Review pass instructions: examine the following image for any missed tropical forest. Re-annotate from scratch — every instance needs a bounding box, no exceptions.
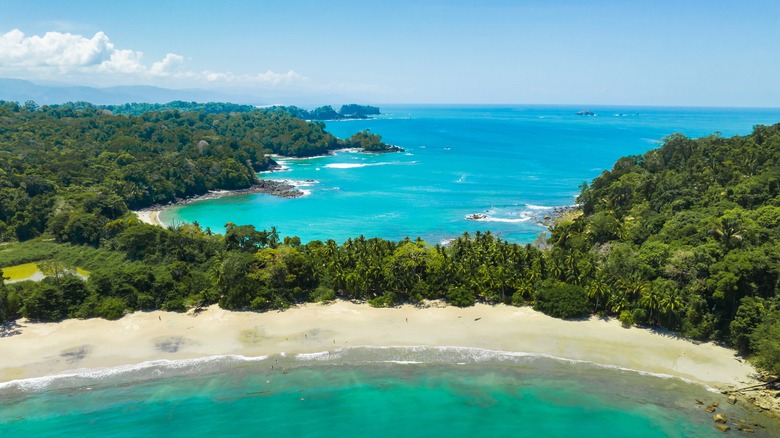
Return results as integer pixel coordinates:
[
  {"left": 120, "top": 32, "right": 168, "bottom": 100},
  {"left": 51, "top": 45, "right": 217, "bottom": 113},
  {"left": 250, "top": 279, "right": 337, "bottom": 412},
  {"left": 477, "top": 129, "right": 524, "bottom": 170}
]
[{"left": 1, "top": 101, "right": 779, "bottom": 375}]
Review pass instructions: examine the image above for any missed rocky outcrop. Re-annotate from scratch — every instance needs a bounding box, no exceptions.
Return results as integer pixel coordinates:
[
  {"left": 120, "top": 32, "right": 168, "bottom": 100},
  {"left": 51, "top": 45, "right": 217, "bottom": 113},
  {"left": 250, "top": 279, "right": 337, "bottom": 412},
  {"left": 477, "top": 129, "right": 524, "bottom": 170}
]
[
  {"left": 256, "top": 156, "right": 282, "bottom": 172},
  {"left": 254, "top": 180, "right": 303, "bottom": 198},
  {"left": 362, "top": 144, "right": 405, "bottom": 154},
  {"left": 465, "top": 213, "right": 488, "bottom": 221},
  {"left": 136, "top": 180, "right": 303, "bottom": 214}
]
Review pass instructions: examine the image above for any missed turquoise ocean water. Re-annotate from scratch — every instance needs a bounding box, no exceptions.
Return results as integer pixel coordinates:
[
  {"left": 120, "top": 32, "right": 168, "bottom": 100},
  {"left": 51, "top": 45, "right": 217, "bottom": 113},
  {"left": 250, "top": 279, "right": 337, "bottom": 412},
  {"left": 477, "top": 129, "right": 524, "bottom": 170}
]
[
  {"left": 2, "top": 348, "right": 778, "bottom": 437},
  {"left": 165, "top": 105, "right": 780, "bottom": 244},
  {"left": 4, "top": 106, "right": 780, "bottom": 435}
]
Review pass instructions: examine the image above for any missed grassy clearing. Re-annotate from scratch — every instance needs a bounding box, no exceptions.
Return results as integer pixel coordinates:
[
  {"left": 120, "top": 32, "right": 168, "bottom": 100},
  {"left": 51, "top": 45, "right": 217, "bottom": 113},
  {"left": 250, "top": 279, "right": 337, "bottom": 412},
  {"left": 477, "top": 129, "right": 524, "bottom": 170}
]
[
  {"left": 2, "top": 262, "right": 40, "bottom": 281},
  {"left": 0, "top": 240, "right": 126, "bottom": 271},
  {"left": 76, "top": 267, "right": 90, "bottom": 276}
]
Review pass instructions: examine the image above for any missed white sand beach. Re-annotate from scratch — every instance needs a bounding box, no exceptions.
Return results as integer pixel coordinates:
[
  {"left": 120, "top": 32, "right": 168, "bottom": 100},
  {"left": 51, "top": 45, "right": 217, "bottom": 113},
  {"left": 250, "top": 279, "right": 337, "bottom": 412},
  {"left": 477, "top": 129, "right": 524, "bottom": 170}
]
[
  {"left": 133, "top": 210, "right": 164, "bottom": 227},
  {"left": 0, "top": 301, "right": 757, "bottom": 389}
]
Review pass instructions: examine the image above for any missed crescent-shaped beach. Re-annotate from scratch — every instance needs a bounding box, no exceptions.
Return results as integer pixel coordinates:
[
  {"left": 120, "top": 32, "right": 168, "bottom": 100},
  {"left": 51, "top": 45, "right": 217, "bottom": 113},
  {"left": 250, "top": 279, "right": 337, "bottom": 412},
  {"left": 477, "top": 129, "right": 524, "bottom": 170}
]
[{"left": 0, "top": 301, "right": 756, "bottom": 390}]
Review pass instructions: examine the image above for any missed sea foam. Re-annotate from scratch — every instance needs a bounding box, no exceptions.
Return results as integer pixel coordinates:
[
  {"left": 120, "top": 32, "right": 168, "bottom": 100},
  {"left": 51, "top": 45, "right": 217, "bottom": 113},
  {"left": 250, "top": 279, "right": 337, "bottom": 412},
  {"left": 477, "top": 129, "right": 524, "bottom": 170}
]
[
  {"left": 0, "top": 354, "right": 269, "bottom": 393},
  {"left": 465, "top": 214, "right": 531, "bottom": 223},
  {"left": 285, "top": 345, "right": 715, "bottom": 391},
  {"left": 324, "top": 161, "right": 414, "bottom": 169}
]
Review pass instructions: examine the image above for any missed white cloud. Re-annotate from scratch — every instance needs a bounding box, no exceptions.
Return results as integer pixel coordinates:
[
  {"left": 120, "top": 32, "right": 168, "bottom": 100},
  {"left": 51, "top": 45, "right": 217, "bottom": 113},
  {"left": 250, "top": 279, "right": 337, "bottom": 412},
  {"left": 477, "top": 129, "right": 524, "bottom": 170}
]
[
  {"left": 201, "top": 69, "right": 303, "bottom": 85},
  {"left": 1, "top": 29, "right": 116, "bottom": 70},
  {"left": 0, "top": 29, "right": 303, "bottom": 87},
  {"left": 97, "top": 49, "right": 146, "bottom": 74},
  {"left": 150, "top": 53, "right": 184, "bottom": 76}
]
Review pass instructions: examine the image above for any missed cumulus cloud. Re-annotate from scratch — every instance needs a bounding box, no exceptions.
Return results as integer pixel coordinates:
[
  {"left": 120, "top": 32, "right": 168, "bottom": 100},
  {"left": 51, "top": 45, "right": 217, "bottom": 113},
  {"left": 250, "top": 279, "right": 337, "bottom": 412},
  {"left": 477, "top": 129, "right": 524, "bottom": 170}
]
[
  {"left": 150, "top": 53, "right": 184, "bottom": 76},
  {"left": 1, "top": 29, "right": 122, "bottom": 71},
  {"left": 0, "top": 29, "right": 303, "bottom": 86}
]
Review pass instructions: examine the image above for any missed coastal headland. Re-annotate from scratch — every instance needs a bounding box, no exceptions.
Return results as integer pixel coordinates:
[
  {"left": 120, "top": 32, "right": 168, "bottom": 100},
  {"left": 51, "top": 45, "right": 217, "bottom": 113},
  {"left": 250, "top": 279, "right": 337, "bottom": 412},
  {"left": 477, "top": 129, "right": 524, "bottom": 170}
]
[{"left": 0, "top": 301, "right": 757, "bottom": 391}]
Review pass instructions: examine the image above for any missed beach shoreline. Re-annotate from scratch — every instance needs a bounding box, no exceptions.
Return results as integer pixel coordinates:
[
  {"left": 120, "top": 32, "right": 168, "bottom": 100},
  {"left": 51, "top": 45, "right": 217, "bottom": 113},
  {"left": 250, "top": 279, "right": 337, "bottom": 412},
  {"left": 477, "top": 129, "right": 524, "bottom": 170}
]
[
  {"left": 131, "top": 180, "right": 304, "bottom": 227},
  {"left": 0, "top": 301, "right": 759, "bottom": 391},
  {"left": 133, "top": 209, "right": 164, "bottom": 227}
]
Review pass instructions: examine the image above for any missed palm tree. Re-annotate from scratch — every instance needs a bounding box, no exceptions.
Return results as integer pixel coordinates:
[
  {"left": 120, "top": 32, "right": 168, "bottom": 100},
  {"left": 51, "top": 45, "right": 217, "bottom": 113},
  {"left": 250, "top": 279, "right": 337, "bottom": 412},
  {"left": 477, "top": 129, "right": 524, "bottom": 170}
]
[
  {"left": 564, "top": 251, "right": 580, "bottom": 283},
  {"left": 638, "top": 287, "right": 662, "bottom": 325},
  {"left": 586, "top": 274, "right": 610, "bottom": 312},
  {"left": 709, "top": 215, "right": 746, "bottom": 249},
  {"left": 607, "top": 289, "right": 629, "bottom": 314},
  {"left": 659, "top": 286, "right": 685, "bottom": 328},
  {"left": 268, "top": 226, "right": 280, "bottom": 248},
  {"left": 209, "top": 251, "right": 226, "bottom": 293},
  {"left": 513, "top": 278, "right": 535, "bottom": 303},
  {"left": 619, "top": 272, "right": 648, "bottom": 299},
  {"left": 529, "top": 259, "right": 543, "bottom": 283}
]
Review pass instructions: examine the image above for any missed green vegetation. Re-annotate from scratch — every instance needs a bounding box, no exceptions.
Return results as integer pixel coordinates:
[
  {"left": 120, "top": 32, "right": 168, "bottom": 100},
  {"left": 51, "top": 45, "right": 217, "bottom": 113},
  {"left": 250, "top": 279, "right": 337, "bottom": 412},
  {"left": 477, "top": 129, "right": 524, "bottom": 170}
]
[
  {"left": 89, "top": 101, "right": 257, "bottom": 116},
  {"left": 345, "top": 130, "right": 404, "bottom": 153},
  {"left": 274, "top": 104, "right": 380, "bottom": 120},
  {"left": 338, "top": 104, "right": 380, "bottom": 118},
  {"left": 1, "top": 100, "right": 779, "bottom": 373},
  {"left": 555, "top": 127, "right": 780, "bottom": 372},
  {"left": 0, "top": 101, "right": 403, "bottom": 244},
  {"left": 58, "top": 101, "right": 380, "bottom": 120},
  {"left": 533, "top": 281, "right": 589, "bottom": 319}
]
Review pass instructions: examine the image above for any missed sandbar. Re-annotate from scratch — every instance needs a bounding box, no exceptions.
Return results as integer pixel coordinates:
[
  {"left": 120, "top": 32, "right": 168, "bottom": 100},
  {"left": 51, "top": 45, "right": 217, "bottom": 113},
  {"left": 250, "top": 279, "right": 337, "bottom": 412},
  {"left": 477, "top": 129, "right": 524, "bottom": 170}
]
[{"left": 0, "top": 301, "right": 757, "bottom": 390}]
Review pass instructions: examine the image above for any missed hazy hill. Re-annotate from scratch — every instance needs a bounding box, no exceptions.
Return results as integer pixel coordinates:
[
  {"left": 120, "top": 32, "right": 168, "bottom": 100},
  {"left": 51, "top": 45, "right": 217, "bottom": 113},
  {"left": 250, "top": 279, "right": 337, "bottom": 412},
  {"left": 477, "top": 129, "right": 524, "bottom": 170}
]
[{"left": 0, "top": 78, "right": 252, "bottom": 105}]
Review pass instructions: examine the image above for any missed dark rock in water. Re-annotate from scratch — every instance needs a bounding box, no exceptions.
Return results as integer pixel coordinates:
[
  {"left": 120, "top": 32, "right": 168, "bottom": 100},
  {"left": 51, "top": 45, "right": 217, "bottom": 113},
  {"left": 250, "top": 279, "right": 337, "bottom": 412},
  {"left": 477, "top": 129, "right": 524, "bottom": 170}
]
[
  {"left": 576, "top": 110, "right": 595, "bottom": 116},
  {"left": 737, "top": 423, "right": 755, "bottom": 433},
  {"left": 363, "top": 144, "right": 405, "bottom": 154},
  {"left": 255, "top": 180, "right": 304, "bottom": 198},
  {"left": 713, "top": 413, "right": 728, "bottom": 423},
  {"left": 706, "top": 405, "right": 716, "bottom": 413},
  {"left": 715, "top": 424, "right": 730, "bottom": 432},
  {"left": 465, "top": 213, "right": 487, "bottom": 221},
  {"left": 712, "top": 401, "right": 720, "bottom": 407}
]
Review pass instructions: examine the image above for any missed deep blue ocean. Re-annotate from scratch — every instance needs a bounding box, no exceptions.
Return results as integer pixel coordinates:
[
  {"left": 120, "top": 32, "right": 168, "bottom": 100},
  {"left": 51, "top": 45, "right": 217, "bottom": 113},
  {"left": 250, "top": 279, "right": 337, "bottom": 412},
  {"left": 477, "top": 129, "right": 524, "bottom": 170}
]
[
  {"left": 164, "top": 105, "right": 780, "bottom": 244},
  {"left": 4, "top": 106, "right": 780, "bottom": 436}
]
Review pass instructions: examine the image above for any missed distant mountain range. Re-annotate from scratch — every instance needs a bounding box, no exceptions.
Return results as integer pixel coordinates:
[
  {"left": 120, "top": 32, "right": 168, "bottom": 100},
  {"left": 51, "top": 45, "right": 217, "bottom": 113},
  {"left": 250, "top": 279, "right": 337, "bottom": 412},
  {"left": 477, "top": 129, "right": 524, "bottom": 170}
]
[{"left": 0, "top": 78, "right": 260, "bottom": 105}]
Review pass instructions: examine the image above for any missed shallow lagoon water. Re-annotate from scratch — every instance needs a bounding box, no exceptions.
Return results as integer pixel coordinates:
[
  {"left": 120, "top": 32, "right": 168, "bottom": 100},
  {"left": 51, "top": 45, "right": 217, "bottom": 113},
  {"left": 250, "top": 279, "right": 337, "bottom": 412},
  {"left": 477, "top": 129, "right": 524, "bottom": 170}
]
[{"left": 166, "top": 105, "right": 780, "bottom": 244}]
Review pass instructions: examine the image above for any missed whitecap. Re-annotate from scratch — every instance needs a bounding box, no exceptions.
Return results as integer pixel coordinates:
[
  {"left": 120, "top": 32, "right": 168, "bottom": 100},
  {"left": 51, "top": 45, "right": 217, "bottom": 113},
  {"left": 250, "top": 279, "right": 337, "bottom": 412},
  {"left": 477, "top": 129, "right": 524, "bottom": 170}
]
[
  {"left": 465, "top": 214, "right": 531, "bottom": 223},
  {"left": 525, "top": 204, "right": 553, "bottom": 210},
  {"left": 325, "top": 163, "right": 369, "bottom": 169},
  {"left": 294, "top": 345, "right": 715, "bottom": 391},
  {"left": 295, "top": 351, "right": 333, "bottom": 360},
  {"left": 324, "top": 161, "right": 413, "bottom": 169},
  {"left": 0, "top": 354, "right": 269, "bottom": 393}
]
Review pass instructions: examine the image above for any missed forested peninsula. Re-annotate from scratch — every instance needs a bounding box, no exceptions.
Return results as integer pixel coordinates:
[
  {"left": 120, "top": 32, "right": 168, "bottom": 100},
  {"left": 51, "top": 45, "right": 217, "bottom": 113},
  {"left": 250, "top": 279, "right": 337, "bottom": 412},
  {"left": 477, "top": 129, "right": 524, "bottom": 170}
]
[
  {"left": 66, "top": 100, "right": 381, "bottom": 121},
  {"left": 1, "top": 101, "right": 780, "bottom": 379}
]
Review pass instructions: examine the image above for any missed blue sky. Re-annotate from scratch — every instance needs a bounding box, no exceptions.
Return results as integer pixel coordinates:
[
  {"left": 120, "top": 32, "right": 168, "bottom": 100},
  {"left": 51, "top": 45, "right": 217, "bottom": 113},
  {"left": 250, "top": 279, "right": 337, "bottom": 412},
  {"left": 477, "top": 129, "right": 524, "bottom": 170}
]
[{"left": 1, "top": 0, "right": 779, "bottom": 106}]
